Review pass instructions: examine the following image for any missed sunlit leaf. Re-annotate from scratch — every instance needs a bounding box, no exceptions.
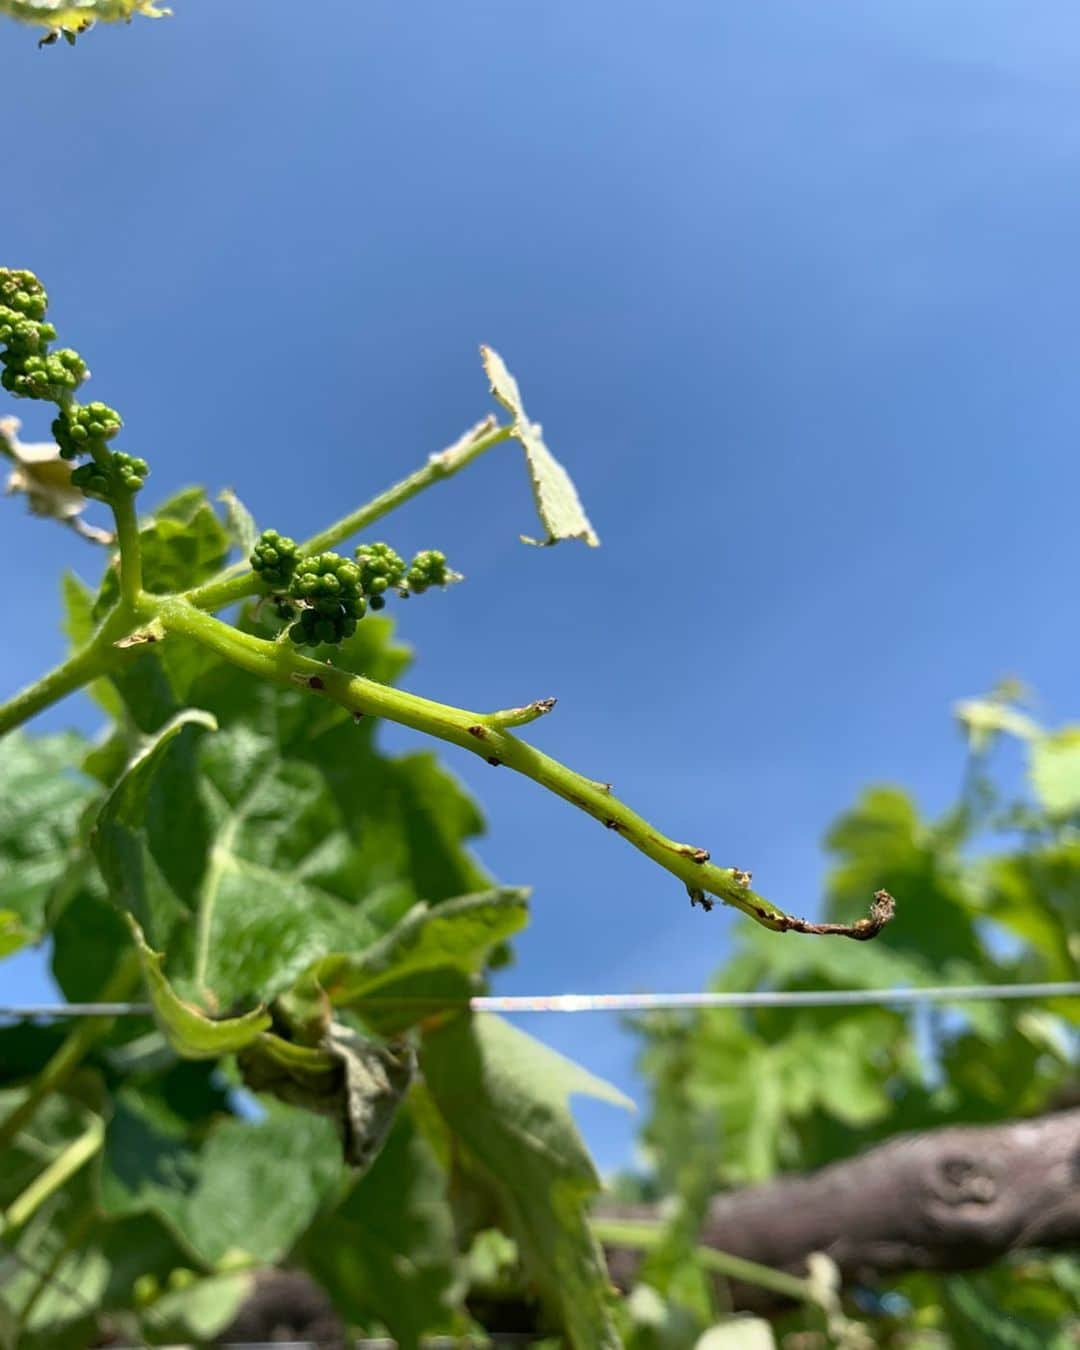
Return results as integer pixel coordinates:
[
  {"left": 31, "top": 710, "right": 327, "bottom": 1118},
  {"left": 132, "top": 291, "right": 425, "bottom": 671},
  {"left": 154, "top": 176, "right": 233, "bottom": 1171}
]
[{"left": 481, "top": 345, "right": 599, "bottom": 548}]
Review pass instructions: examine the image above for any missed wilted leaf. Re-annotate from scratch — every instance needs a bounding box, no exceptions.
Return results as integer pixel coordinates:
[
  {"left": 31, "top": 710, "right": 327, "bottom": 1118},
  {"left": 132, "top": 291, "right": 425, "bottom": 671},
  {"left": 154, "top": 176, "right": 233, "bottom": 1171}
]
[
  {"left": 0, "top": 416, "right": 108, "bottom": 538},
  {"left": 240, "top": 1023, "right": 413, "bottom": 1167},
  {"left": 325, "top": 1021, "right": 414, "bottom": 1167},
  {"left": 480, "top": 345, "right": 599, "bottom": 548}
]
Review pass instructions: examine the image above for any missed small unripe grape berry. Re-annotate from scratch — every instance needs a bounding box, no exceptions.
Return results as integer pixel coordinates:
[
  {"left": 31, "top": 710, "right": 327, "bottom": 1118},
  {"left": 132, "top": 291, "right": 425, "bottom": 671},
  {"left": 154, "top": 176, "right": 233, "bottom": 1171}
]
[
  {"left": 0, "top": 309, "right": 54, "bottom": 355},
  {"left": 113, "top": 452, "right": 149, "bottom": 493},
  {"left": 250, "top": 528, "right": 301, "bottom": 591},
  {"left": 405, "top": 549, "right": 449, "bottom": 594},
  {"left": 52, "top": 401, "right": 123, "bottom": 460},
  {"left": 2, "top": 347, "right": 87, "bottom": 400},
  {"left": 288, "top": 552, "right": 366, "bottom": 646},
  {"left": 71, "top": 451, "right": 148, "bottom": 500},
  {"left": 0, "top": 269, "right": 48, "bottom": 321},
  {"left": 354, "top": 541, "right": 406, "bottom": 597}
]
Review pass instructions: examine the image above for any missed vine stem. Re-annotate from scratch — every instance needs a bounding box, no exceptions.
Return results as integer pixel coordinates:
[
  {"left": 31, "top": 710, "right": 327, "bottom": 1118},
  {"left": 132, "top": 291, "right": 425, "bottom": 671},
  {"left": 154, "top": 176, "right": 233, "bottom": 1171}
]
[
  {"left": 0, "top": 603, "right": 133, "bottom": 737},
  {"left": 0, "top": 1118, "right": 104, "bottom": 1239},
  {"left": 0, "top": 951, "right": 141, "bottom": 1153},
  {"left": 111, "top": 492, "right": 143, "bottom": 608},
  {"left": 186, "top": 417, "right": 514, "bottom": 613},
  {"left": 151, "top": 597, "right": 893, "bottom": 939},
  {"left": 589, "top": 1216, "right": 818, "bottom": 1306}
]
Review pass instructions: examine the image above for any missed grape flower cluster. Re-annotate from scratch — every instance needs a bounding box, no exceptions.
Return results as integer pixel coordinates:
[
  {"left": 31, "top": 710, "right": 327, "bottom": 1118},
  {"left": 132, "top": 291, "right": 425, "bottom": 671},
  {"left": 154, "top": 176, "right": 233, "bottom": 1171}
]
[
  {"left": 0, "top": 268, "right": 146, "bottom": 503},
  {"left": 249, "top": 529, "right": 456, "bottom": 647}
]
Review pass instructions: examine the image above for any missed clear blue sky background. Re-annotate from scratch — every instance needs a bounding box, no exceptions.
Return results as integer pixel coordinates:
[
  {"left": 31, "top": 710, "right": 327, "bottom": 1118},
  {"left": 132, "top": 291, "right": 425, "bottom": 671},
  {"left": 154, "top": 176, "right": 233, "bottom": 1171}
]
[{"left": 4, "top": 0, "right": 1080, "bottom": 1172}]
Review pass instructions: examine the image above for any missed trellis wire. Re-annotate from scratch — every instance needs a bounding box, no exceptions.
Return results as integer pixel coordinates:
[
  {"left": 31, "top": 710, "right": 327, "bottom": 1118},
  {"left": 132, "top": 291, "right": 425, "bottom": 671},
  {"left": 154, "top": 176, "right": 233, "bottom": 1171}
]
[{"left": 0, "top": 979, "right": 1078, "bottom": 1021}]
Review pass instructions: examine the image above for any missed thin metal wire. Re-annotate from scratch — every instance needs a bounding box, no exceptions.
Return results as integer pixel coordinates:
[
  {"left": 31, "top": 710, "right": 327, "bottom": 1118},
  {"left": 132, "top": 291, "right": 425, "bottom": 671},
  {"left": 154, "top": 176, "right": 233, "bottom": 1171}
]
[{"left": 0, "top": 980, "right": 1077, "bottom": 1021}]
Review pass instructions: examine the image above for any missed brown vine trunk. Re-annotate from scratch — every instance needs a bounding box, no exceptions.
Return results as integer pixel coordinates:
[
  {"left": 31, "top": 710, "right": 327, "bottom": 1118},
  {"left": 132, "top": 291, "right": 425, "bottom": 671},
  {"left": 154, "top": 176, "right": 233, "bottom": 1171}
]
[{"left": 602, "top": 1106, "right": 1080, "bottom": 1312}]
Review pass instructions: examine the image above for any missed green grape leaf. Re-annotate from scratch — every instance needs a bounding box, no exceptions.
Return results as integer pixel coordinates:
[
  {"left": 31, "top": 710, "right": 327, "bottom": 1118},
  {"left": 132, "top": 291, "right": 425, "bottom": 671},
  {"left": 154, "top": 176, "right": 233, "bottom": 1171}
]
[
  {"left": 61, "top": 571, "right": 124, "bottom": 718},
  {"left": 301, "top": 1103, "right": 461, "bottom": 1346},
  {"left": 316, "top": 887, "right": 529, "bottom": 1024},
  {"left": 481, "top": 345, "right": 599, "bottom": 548},
  {"left": 824, "top": 786, "right": 983, "bottom": 965},
  {"left": 422, "top": 1013, "right": 629, "bottom": 1349},
  {"left": 128, "top": 917, "right": 271, "bottom": 1058},
  {"left": 100, "top": 1090, "right": 343, "bottom": 1266},
  {"left": 90, "top": 708, "right": 217, "bottom": 947},
  {"left": 982, "top": 848, "right": 1079, "bottom": 981},
  {"left": 0, "top": 730, "right": 95, "bottom": 944},
  {"left": 1030, "top": 727, "right": 1080, "bottom": 817},
  {"left": 93, "top": 487, "right": 231, "bottom": 620}
]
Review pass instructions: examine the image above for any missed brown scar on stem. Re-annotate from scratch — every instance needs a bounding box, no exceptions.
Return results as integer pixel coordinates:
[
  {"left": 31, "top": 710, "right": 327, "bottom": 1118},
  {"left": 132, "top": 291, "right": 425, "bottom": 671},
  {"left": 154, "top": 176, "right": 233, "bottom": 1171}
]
[
  {"left": 486, "top": 756, "right": 502, "bottom": 767},
  {"left": 604, "top": 818, "right": 622, "bottom": 831},
  {"left": 468, "top": 725, "right": 488, "bottom": 740},
  {"left": 732, "top": 868, "right": 753, "bottom": 888},
  {"left": 290, "top": 673, "right": 325, "bottom": 690}
]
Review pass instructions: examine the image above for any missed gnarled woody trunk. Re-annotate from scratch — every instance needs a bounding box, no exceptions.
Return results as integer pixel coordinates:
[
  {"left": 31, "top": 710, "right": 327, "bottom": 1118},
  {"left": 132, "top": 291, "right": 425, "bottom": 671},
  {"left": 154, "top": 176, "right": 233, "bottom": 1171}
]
[{"left": 602, "top": 1106, "right": 1080, "bottom": 1312}]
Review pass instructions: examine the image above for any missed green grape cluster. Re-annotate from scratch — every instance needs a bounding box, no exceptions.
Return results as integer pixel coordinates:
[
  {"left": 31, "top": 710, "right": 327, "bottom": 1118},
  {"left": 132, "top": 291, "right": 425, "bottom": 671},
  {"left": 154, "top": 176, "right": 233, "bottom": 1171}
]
[
  {"left": 354, "top": 541, "right": 406, "bottom": 610},
  {"left": 0, "top": 269, "right": 80, "bottom": 398},
  {"left": 249, "top": 529, "right": 456, "bottom": 645},
  {"left": 0, "top": 268, "right": 148, "bottom": 502},
  {"left": 52, "top": 401, "right": 122, "bottom": 460},
  {"left": 250, "top": 529, "right": 301, "bottom": 591},
  {"left": 287, "top": 552, "right": 366, "bottom": 647},
  {"left": 70, "top": 452, "right": 149, "bottom": 499},
  {"left": 404, "top": 548, "right": 450, "bottom": 593}
]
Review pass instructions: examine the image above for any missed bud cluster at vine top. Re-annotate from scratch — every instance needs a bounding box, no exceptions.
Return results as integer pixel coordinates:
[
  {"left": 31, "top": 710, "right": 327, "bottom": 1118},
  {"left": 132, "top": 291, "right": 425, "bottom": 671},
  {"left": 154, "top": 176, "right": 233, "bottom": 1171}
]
[
  {"left": 250, "top": 529, "right": 454, "bottom": 648},
  {"left": 0, "top": 268, "right": 147, "bottom": 502}
]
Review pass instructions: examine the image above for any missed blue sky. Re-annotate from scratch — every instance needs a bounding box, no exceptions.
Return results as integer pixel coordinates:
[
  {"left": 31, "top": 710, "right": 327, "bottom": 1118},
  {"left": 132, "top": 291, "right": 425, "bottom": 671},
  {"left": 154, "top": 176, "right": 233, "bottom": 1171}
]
[{"left": 4, "top": 0, "right": 1080, "bottom": 1171}]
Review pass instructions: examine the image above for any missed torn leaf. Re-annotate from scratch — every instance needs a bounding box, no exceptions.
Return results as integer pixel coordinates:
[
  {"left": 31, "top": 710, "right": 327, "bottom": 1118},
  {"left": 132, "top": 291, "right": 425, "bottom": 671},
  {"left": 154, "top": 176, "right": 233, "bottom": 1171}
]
[{"left": 480, "top": 346, "right": 599, "bottom": 548}]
